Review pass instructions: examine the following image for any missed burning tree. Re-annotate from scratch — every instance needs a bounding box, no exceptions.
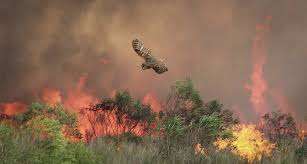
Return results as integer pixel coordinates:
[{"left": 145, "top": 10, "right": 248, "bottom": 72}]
[{"left": 80, "top": 91, "right": 156, "bottom": 141}]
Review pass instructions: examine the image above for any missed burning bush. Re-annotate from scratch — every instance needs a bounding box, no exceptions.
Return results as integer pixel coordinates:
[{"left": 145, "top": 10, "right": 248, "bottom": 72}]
[
  {"left": 214, "top": 124, "right": 275, "bottom": 162},
  {"left": 14, "top": 102, "right": 82, "bottom": 141},
  {"left": 80, "top": 91, "right": 157, "bottom": 141},
  {"left": 0, "top": 103, "right": 95, "bottom": 163}
]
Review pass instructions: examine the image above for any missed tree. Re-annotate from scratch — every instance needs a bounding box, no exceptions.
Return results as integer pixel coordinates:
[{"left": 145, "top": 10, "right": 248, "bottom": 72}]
[
  {"left": 164, "top": 79, "right": 203, "bottom": 124},
  {"left": 81, "top": 91, "right": 157, "bottom": 141},
  {"left": 260, "top": 111, "right": 299, "bottom": 149},
  {"left": 162, "top": 79, "right": 239, "bottom": 147},
  {"left": 197, "top": 114, "right": 222, "bottom": 145}
]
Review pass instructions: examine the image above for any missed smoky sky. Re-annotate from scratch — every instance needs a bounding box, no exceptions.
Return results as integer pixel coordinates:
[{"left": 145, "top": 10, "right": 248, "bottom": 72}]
[{"left": 0, "top": 0, "right": 306, "bottom": 122}]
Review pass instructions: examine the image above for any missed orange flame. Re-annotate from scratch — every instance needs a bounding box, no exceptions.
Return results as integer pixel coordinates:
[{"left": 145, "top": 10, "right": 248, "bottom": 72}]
[
  {"left": 143, "top": 92, "right": 162, "bottom": 112},
  {"left": 299, "top": 130, "right": 307, "bottom": 140},
  {"left": 215, "top": 124, "right": 275, "bottom": 163},
  {"left": 61, "top": 76, "right": 99, "bottom": 138},
  {"left": 37, "top": 75, "right": 152, "bottom": 140},
  {"left": 0, "top": 73, "right": 157, "bottom": 141},
  {"left": 64, "top": 76, "right": 98, "bottom": 111},
  {"left": 41, "top": 88, "right": 62, "bottom": 106},
  {"left": 79, "top": 109, "right": 146, "bottom": 141},
  {"left": 245, "top": 16, "right": 271, "bottom": 115},
  {"left": 0, "top": 102, "right": 27, "bottom": 116}
]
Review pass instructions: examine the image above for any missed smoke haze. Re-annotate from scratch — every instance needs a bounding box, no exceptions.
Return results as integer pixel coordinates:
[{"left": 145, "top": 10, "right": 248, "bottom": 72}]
[{"left": 1, "top": 0, "right": 306, "bottom": 123}]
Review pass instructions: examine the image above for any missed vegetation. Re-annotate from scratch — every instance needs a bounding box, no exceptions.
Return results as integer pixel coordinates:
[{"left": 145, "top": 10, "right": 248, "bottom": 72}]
[
  {"left": 0, "top": 104, "right": 95, "bottom": 164},
  {"left": 80, "top": 91, "right": 156, "bottom": 141},
  {"left": 260, "top": 111, "right": 300, "bottom": 148},
  {"left": 0, "top": 79, "right": 305, "bottom": 164}
]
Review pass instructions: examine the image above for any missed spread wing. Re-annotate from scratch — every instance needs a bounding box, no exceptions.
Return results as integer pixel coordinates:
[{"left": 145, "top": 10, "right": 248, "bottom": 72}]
[{"left": 132, "top": 39, "right": 152, "bottom": 60}]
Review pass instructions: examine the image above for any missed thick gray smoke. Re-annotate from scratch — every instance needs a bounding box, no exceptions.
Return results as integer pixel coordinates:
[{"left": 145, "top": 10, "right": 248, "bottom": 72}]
[{"left": 0, "top": 0, "right": 306, "bottom": 123}]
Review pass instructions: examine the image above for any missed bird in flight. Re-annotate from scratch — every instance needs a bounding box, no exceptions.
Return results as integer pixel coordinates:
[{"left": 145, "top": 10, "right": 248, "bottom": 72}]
[{"left": 132, "top": 38, "right": 168, "bottom": 74}]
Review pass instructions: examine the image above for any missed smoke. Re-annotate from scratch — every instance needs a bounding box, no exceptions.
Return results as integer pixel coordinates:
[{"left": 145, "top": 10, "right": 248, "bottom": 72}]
[{"left": 0, "top": 0, "right": 306, "bottom": 123}]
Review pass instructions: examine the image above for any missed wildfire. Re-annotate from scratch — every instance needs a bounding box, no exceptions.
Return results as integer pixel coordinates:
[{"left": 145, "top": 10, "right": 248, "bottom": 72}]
[
  {"left": 142, "top": 92, "right": 162, "bottom": 112},
  {"left": 299, "top": 130, "right": 307, "bottom": 140},
  {"left": 64, "top": 76, "right": 98, "bottom": 111},
  {"left": 214, "top": 124, "right": 275, "bottom": 163},
  {"left": 244, "top": 16, "right": 299, "bottom": 121},
  {"left": 0, "top": 102, "right": 27, "bottom": 116},
  {"left": 60, "top": 76, "right": 99, "bottom": 138},
  {"left": 0, "top": 73, "right": 162, "bottom": 141},
  {"left": 35, "top": 76, "right": 99, "bottom": 139},
  {"left": 214, "top": 138, "right": 231, "bottom": 150},
  {"left": 80, "top": 109, "right": 146, "bottom": 141},
  {"left": 41, "top": 88, "right": 62, "bottom": 106},
  {"left": 245, "top": 16, "right": 271, "bottom": 115}
]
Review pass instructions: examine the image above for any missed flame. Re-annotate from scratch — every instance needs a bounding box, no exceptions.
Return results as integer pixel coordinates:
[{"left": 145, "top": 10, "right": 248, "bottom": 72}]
[
  {"left": 76, "top": 92, "right": 159, "bottom": 140},
  {"left": 0, "top": 73, "right": 157, "bottom": 141},
  {"left": 37, "top": 76, "right": 153, "bottom": 140},
  {"left": 214, "top": 138, "right": 231, "bottom": 150},
  {"left": 37, "top": 76, "right": 99, "bottom": 139},
  {"left": 299, "top": 130, "right": 306, "bottom": 140},
  {"left": 142, "top": 92, "right": 162, "bottom": 112},
  {"left": 215, "top": 124, "right": 275, "bottom": 162},
  {"left": 79, "top": 109, "right": 146, "bottom": 141},
  {"left": 64, "top": 76, "right": 98, "bottom": 111},
  {"left": 61, "top": 76, "right": 99, "bottom": 138},
  {"left": 41, "top": 88, "right": 62, "bottom": 106},
  {"left": 245, "top": 16, "right": 271, "bottom": 115},
  {"left": 0, "top": 102, "right": 27, "bottom": 116}
]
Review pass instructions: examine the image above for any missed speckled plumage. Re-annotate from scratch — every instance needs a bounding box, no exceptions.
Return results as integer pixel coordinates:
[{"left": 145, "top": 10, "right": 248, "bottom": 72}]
[{"left": 132, "top": 39, "right": 168, "bottom": 74}]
